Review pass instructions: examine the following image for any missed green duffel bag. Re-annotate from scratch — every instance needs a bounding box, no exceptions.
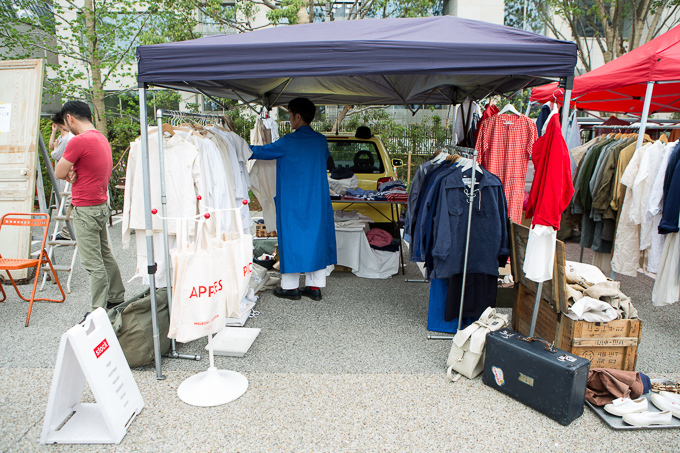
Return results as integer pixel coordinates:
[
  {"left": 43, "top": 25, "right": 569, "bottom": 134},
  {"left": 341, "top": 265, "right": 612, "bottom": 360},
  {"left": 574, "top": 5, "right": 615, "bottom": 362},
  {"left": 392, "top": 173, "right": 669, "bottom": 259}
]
[{"left": 107, "top": 288, "right": 171, "bottom": 368}]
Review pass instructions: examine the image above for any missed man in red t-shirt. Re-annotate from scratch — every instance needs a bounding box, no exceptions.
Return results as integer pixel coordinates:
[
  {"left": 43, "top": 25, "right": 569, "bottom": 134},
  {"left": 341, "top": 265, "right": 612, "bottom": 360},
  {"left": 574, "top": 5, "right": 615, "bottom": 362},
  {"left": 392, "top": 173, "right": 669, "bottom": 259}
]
[{"left": 55, "top": 101, "right": 125, "bottom": 317}]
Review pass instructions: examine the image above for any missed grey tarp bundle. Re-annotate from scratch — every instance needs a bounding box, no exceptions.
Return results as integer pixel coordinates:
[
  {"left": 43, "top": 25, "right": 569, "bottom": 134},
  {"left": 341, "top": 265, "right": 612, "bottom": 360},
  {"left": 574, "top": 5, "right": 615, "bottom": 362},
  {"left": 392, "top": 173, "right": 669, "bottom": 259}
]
[{"left": 136, "top": 16, "right": 577, "bottom": 107}]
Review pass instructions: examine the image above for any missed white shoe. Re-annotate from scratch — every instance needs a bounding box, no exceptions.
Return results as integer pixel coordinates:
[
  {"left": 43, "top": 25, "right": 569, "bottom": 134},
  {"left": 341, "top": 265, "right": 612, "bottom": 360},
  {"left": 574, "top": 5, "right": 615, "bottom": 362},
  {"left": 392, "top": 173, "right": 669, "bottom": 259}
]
[
  {"left": 622, "top": 410, "right": 673, "bottom": 426},
  {"left": 651, "top": 394, "right": 680, "bottom": 419},
  {"left": 659, "top": 391, "right": 680, "bottom": 405},
  {"left": 604, "top": 397, "right": 648, "bottom": 416}
]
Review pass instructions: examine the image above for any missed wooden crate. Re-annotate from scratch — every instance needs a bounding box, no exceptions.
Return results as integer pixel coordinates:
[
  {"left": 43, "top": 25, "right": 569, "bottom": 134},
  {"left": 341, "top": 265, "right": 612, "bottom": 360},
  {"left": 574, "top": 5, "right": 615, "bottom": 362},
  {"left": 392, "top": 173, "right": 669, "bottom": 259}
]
[
  {"left": 510, "top": 223, "right": 642, "bottom": 372},
  {"left": 255, "top": 224, "right": 277, "bottom": 238}
]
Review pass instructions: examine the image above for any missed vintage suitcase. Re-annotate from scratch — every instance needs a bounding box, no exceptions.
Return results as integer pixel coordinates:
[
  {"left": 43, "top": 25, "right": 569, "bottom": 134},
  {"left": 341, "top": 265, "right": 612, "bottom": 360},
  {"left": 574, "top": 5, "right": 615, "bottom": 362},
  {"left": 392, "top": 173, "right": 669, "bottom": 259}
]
[{"left": 482, "top": 328, "right": 590, "bottom": 426}]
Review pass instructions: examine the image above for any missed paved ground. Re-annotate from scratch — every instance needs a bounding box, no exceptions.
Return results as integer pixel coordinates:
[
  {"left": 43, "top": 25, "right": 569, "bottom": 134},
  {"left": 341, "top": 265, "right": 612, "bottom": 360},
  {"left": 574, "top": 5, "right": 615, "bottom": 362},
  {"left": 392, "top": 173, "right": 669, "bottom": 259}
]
[{"left": 0, "top": 216, "right": 679, "bottom": 452}]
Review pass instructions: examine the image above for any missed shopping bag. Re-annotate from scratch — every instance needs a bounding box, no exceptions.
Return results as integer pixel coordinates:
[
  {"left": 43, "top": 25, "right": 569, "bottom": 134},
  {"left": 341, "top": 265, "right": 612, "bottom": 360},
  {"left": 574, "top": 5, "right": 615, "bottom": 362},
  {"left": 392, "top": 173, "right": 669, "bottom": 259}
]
[
  {"left": 168, "top": 219, "right": 230, "bottom": 343},
  {"left": 446, "top": 307, "right": 508, "bottom": 381},
  {"left": 211, "top": 208, "right": 253, "bottom": 319}
]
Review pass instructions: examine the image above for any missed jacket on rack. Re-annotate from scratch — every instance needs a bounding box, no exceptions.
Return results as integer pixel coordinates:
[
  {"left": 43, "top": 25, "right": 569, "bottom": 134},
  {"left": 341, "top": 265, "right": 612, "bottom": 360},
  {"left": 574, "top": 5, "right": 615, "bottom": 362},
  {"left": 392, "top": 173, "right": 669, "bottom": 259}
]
[
  {"left": 430, "top": 166, "right": 509, "bottom": 279},
  {"left": 250, "top": 126, "right": 337, "bottom": 273}
]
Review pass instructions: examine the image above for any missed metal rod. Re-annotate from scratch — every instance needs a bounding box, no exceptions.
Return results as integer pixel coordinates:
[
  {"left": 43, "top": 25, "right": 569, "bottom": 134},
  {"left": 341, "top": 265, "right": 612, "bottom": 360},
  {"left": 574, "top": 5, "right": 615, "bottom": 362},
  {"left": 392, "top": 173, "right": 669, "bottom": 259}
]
[
  {"left": 158, "top": 109, "right": 225, "bottom": 120},
  {"left": 457, "top": 148, "right": 479, "bottom": 332},
  {"left": 529, "top": 282, "right": 543, "bottom": 337},
  {"left": 140, "top": 85, "right": 166, "bottom": 380},
  {"left": 635, "top": 81, "right": 655, "bottom": 152},
  {"left": 154, "top": 110, "right": 203, "bottom": 363},
  {"left": 427, "top": 335, "right": 455, "bottom": 340},
  {"left": 38, "top": 135, "right": 77, "bottom": 240}
]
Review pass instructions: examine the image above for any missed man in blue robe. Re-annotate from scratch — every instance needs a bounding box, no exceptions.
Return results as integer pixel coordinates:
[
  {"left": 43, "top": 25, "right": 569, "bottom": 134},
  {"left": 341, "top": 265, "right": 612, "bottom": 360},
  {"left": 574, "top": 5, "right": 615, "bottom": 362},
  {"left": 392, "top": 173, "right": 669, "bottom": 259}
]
[{"left": 250, "top": 98, "right": 337, "bottom": 300}]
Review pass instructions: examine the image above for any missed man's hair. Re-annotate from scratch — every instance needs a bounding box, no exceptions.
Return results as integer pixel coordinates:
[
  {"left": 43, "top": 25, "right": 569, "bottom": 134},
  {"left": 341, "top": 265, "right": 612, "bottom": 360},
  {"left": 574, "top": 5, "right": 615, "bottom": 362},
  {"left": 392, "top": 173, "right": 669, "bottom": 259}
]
[
  {"left": 51, "top": 111, "right": 65, "bottom": 125},
  {"left": 60, "top": 101, "right": 92, "bottom": 123},
  {"left": 288, "top": 97, "right": 315, "bottom": 124}
]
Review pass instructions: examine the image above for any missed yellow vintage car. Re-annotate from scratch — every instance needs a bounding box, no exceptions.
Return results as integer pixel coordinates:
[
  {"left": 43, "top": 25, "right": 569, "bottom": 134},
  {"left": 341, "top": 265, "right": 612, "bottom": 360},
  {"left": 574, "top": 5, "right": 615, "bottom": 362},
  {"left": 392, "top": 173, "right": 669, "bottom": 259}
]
[{"left": 325, "top": 130, "right": 404, "bottom": 231}]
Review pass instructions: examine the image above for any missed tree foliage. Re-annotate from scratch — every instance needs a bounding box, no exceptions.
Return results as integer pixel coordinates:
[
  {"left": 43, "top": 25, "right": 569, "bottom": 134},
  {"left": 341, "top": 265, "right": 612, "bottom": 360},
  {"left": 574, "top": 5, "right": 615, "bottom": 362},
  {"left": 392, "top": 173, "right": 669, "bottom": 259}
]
[{"left": 505, "top": 0, "right": 680, "bottom": 72}]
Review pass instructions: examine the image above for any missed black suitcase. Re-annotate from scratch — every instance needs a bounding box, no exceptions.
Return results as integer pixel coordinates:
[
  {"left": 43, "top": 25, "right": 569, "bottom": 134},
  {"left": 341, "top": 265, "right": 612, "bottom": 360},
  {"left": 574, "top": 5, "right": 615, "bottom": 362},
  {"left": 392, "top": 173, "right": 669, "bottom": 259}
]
[{"left": 482, "top": 328, "right": 590, "bottom": 426}]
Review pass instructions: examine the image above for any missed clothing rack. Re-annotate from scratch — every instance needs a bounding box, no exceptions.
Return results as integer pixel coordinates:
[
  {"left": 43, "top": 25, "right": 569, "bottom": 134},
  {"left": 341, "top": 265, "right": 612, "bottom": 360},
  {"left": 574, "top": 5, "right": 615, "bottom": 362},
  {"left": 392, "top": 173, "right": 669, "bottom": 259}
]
[
  {"left": 155, "top": 109, "right": 231, "bottom": 369},
  {"left": 428, "top": 144, "right": 479, "bottom": 331},
  {"left": 449, "top": 145, "right": 479, "bottom": 331}
]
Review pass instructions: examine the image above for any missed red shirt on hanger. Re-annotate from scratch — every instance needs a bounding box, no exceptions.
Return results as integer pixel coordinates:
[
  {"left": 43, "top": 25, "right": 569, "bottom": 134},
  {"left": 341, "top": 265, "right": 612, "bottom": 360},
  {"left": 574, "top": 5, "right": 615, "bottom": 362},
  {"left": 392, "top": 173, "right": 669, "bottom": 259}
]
[{"left": 524, "top": 115, "right": 574, "bottom": 229}]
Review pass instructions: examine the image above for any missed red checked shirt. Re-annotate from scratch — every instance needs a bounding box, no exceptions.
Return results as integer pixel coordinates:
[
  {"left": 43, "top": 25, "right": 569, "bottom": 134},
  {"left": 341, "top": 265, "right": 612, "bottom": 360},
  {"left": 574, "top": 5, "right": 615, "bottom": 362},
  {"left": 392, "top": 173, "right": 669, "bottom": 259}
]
[{"left": 475, "top": 113, "right": 537, "bottom": 223}]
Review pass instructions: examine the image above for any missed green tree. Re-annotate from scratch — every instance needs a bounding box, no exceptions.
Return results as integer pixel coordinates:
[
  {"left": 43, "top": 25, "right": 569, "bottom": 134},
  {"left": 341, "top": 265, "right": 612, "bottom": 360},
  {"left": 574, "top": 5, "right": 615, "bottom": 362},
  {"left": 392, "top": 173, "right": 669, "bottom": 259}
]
[
  {"left": 505, "top": 0, "right": 680, "bottom": 72},
  {"left": 0, "top": 0, "right": 198, "bottom": 138}
]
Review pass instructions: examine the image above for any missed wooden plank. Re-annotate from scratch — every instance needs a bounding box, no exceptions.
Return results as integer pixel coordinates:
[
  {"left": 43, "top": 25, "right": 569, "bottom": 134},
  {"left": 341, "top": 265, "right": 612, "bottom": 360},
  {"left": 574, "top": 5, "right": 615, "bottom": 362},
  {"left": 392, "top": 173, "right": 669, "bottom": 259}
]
[
  {"left": 569, "top": 346, "right": 639, "bottom": 371},
  {"left": 572, "top": 337, "right": 638, "bottom": 347}
]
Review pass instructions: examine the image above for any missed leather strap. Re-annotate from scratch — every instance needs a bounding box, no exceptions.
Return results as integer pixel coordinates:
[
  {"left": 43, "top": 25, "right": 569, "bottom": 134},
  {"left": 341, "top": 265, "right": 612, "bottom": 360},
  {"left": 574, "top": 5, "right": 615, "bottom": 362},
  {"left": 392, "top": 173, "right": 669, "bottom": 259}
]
[{"left": 519, "top": 336, "right": 557, "bottom": 353}]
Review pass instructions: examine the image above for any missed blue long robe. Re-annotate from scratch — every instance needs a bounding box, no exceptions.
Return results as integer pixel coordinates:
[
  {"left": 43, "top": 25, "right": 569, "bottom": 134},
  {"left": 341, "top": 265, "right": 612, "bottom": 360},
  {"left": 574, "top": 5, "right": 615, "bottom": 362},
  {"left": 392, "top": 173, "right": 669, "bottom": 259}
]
[{"left": 251, "top": 126, "right": 337, "bottom": 273}]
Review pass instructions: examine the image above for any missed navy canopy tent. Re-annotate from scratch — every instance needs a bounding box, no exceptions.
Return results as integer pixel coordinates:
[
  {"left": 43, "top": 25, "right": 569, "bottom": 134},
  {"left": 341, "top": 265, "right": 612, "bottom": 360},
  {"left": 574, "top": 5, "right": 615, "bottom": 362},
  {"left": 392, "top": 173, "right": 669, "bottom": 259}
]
[
  {"left": 137, "top": 16, "right": 577, "bottom": 107},
  {"left": 135, "top": 16, "right": 578, "bottom": 379}
]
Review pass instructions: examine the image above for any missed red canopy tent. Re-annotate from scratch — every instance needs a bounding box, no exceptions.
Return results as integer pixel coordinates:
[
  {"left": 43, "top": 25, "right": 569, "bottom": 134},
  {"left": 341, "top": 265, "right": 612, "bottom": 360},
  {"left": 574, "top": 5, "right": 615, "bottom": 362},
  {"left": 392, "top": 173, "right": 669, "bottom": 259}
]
[{"left": 531, "top": 24, "right": 680, "bottom": 115}]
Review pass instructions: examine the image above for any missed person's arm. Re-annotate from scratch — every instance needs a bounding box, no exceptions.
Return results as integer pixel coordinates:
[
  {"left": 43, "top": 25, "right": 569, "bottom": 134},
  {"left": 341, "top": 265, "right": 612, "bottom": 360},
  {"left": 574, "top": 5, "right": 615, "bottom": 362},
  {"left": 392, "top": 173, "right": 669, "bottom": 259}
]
[
  {"left": 250, "top": 137, "right": 286, "bottom": 160},
  {"left": 55, "top": 158, "right": 77, "bottom": 184},
  {"left": 49, "top": 124, "right": 58, "bottom": 149}
]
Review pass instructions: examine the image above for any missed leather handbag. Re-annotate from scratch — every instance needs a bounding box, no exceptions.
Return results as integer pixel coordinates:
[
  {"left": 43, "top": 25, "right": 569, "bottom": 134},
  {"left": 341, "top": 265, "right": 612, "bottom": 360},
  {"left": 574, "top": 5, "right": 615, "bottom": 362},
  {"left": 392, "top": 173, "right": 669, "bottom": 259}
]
[{"left": 446, "top": 307, "right": 509, "bottom": 381}]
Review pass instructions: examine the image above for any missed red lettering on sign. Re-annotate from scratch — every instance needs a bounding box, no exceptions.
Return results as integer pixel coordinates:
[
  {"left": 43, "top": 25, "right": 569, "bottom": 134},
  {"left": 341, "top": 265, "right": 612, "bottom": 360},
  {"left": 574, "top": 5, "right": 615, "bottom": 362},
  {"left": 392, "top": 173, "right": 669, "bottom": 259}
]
[
  {"left": 218, "top": 280, "right": 223, "bottom": 291},
  {"left": 190, "top": 287, "right": 198, "bottom": 298},
  {"left": 94, "top": 339, "right": 109, "bottom": 358}
]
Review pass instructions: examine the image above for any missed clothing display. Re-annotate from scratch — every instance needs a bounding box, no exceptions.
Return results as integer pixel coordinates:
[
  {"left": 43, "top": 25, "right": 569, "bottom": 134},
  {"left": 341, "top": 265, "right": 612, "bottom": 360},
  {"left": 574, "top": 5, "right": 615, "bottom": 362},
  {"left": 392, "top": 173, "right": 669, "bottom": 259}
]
[
  {"left": 567, "top": 130, "right": 678, "bottom": 279},
  {"left": 454, "top": 99, "right": 481, "bottom": 147},
  {"left": 249, "top": 118, "right": 277, "bottom": 232},
  {"left": 334, "top": 211, "right": 399, "bottom": 279},
  {"left": 523, "top": 115, "right": 574, "bottom": 282},
  {"left": 122, "top": 125, "right": 252, "bottom": 289},
  {"left": 475, "top": 112, "right": 537, "bottom": 223},
  {"left": 406, "top": 152, "right": 509, "bottom": 331}
]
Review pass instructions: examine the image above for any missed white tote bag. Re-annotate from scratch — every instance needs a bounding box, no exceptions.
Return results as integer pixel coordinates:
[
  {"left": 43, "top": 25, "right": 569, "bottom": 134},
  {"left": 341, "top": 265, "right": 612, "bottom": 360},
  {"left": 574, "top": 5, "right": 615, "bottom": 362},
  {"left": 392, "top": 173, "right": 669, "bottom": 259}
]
[
  {"left": 167, "top": 219, "right": 228, "bottom": 342},
  {"left": 211, "top": 209, "right": 253, "bottom": 319},
  {"left": 446, "top": 307, "right": 509, "bottom": 381}
]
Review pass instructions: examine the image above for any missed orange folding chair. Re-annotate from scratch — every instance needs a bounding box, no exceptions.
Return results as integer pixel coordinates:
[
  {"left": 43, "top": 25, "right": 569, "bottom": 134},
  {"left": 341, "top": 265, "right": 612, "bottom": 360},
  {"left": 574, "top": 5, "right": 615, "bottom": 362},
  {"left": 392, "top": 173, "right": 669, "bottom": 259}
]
[{"left": 0, "top": 213, "right": 66, "bottom": 326}]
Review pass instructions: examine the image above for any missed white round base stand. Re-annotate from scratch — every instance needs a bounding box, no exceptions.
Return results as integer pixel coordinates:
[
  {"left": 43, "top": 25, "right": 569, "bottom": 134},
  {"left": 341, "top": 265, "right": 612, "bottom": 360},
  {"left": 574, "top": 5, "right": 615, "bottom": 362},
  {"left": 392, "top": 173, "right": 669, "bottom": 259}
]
[{"left": 177, "top": 333, "right": 248, "bottom": 407}]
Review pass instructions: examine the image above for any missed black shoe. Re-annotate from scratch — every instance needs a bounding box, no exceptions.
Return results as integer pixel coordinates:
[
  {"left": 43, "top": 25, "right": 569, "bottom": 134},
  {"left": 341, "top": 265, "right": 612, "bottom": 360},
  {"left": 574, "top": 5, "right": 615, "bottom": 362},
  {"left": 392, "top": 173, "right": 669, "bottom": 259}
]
[
  {"left": 273, "top": 287, "right": 301, "bottom": 300},
  {"left": 300, "top": 286, "right": 322, "bottom": 301},
  {"left": 55, "top": 233, "right": 70, "bottom": 241}
]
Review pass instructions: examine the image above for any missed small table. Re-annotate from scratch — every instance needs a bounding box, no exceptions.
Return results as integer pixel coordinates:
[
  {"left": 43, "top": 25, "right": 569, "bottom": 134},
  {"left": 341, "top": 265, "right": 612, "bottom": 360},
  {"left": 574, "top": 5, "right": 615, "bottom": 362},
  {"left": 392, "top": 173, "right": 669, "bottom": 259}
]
[{"left": 332, "top": 197, "right": 406, "bottom": 275}]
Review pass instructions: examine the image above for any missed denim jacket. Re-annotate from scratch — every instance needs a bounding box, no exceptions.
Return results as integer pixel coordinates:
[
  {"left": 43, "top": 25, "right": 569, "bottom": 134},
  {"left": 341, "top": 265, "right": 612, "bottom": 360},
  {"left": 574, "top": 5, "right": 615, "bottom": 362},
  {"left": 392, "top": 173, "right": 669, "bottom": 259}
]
[{"left": 430, "top": 166, "right": 509, "bottom": 279}]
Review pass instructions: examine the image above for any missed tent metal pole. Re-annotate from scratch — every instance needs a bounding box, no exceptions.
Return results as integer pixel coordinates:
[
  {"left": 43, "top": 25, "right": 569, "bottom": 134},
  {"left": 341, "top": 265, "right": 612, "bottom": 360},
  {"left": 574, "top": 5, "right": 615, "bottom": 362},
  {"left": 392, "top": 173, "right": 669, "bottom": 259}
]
[
  {"left": 139, "top": 83, "right": 165, "bottom": 380},
  {"left": 635, "top": 81, "right": 655, "bottom": 152},
  {"left": 529, "top": 76, "right": 572, "bottom": 338}
]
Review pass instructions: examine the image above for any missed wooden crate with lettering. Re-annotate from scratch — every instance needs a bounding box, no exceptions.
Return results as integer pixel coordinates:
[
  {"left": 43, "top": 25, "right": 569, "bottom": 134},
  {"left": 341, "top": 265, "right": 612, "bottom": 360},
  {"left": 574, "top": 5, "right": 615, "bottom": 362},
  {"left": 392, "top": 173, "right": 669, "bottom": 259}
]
[
  {"left": 510, "top": 222, "right": 642, "bottom": 372},
  {"left": 513, "top": 283, "right": 642, "bottom": 371}
]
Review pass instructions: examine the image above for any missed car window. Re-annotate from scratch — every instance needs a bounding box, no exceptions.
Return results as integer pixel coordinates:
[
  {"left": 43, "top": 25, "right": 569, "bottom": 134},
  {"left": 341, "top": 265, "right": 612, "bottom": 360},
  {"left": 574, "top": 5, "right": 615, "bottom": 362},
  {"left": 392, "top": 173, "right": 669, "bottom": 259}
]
[{"left": 327, "top": 140, "right": 384, "bottom": 174}]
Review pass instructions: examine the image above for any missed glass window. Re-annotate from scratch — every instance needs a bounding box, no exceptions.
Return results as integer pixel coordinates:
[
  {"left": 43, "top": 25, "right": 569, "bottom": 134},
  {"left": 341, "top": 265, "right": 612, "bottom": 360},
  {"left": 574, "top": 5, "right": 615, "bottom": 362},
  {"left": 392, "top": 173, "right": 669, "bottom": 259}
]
[{"left": 327, "top": 140, "right": 384, "bottom": 174}]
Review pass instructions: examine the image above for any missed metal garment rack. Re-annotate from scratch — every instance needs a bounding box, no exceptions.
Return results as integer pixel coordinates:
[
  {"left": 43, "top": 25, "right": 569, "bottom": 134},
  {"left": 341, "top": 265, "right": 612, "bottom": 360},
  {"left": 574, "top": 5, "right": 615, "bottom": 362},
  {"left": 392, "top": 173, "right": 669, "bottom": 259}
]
[
  {"left": 155, "top": 109, "right": 230, "bottom": 366},
  {"left": 134, "top": 102, "right": 231, "bottom": 380}
]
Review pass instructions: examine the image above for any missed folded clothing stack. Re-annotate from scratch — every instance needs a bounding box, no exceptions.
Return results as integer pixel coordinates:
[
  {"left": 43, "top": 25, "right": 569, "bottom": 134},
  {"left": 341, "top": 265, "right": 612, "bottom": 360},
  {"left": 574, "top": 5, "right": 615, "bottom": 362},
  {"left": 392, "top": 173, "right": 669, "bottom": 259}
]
[
  {"left": 328, "top": 169, "right": 359, "bottom": 195},
  {"left": 344, "top": 187, "right": 383, "bottom": 201},
  {"left": 376, "top": 179, "right": 408, "bottom": 202}
]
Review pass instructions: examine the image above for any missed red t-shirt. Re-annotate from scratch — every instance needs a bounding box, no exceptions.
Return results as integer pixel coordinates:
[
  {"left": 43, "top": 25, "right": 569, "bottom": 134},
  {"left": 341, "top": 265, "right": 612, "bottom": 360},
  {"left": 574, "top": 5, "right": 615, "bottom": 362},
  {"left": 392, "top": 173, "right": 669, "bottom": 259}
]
[{"left": 62, "top": 129, "right": 113, "bottom": 207}]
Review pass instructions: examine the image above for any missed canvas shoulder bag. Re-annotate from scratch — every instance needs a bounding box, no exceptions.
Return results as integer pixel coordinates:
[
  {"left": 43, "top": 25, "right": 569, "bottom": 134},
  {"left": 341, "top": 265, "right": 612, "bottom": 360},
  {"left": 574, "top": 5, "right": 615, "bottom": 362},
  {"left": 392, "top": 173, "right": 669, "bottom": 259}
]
[{"left": 446, "top": 307, "right": 509, "bottom": 381}]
